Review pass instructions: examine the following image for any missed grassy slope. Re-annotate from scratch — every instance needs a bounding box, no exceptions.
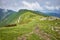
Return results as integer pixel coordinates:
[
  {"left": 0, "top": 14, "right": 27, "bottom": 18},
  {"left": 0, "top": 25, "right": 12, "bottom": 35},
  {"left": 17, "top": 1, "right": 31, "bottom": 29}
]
[
  {"left": 0, "top": 10, "right": 24, "bottom": 27},
  {"left": 0, "top": 11, "right": 60, "bottom": 40}
]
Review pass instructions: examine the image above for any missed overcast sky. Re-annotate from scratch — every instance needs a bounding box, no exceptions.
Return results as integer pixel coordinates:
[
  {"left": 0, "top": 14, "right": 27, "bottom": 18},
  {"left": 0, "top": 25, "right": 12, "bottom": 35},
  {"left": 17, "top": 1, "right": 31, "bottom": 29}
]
[{"left": 0, "top": 0, "right": 60, "bottom": 13}]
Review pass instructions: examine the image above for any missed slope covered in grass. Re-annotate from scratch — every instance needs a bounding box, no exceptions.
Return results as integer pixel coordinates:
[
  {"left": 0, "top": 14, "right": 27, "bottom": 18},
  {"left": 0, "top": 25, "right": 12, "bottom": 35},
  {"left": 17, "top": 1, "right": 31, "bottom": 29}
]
[{"left": 0, "top": 10, "right": 60, "bottom": 40}]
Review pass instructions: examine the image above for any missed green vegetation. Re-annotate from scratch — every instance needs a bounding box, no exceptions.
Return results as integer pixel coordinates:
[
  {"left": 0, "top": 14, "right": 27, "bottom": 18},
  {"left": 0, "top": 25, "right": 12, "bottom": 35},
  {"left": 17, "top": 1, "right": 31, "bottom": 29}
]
[{"left": 0, "top": 10, "right": 60, "bottom": 40}]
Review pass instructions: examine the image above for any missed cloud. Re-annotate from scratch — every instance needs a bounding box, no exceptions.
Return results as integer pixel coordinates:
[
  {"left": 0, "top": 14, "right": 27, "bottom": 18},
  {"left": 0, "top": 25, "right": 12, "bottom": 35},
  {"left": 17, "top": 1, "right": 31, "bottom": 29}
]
[
  {"left": 55, "top": 6, "right": 60, "bottom": 10},
  {"left": 44, "top": 2, "right": 60, "bottom": 10},
  {"left": 45, "top": 5, "right": 60, "bottom": 10},
  {"left": 0, "top": 0, "right": 60, "bottom": 12},
  {"left": 45, "top": 1, "right": 50, "bottom": 5},
  {"left": 22, "top": 1, "right": 44, "bottom": 10},
  {"left": 22, "top": 1, "right": 33, "bottom": 10},
  {"left": 45, "top": 6, "right": 55, "bottom": 10},
  {"left": 22, "top": 1, "right": 60, "bottom": 11}
]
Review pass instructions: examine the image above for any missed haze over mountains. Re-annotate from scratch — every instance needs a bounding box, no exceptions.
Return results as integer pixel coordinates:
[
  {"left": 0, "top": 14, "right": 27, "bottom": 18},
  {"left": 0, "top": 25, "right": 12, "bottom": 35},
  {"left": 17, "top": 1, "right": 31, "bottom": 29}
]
[
  {"left": 0, "top": 8, "right": 60, "bottom": 27},
  {"left": 0, "top": 8, "right": 16, "bottom": 21},
  {"left": 0, "top": 8, "right": 60, "bottom": 21}
]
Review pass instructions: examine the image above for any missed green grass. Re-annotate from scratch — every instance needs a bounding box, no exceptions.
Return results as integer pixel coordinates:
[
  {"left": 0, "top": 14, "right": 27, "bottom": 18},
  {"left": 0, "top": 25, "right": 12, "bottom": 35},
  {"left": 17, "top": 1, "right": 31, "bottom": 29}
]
[
  {"left": 27, "top": 33, "right": 43, "bottom": 40},
  {"left": 0, "top": 21, "right": 37, "bottom": 40},
  {"left": 0, "top": 11, "right": 60, "bottom": 40},
  {"left": 0, "top": 20, "right": 60, "bottom": 40}
]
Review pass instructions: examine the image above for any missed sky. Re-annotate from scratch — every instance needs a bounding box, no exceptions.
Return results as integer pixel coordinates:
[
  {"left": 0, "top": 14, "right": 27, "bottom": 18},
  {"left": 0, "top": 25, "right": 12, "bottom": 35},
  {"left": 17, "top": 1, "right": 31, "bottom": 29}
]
[{"left": 0, "top": 0, "right": 60, "bottom": 13}]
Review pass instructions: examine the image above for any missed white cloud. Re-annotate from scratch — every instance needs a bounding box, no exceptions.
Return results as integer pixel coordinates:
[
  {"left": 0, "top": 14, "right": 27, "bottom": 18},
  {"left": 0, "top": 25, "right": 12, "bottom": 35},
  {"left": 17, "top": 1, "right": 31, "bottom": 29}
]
[
  {"left": 45, "top": 6, "right": 55, "bottom": 10},
  {"left": 45, "top": 2, "right": 50, "bottom": 5},
  {"left": 55, "top": 6, "right": 60, "bottom": 10},
  {"left": 22, "top": 1, "right": 33, "bottom": 10},
  {"left": 22, "top": 1, "right": 44, "bottom": 10},
  {"left": 32, "top": 2, "right": 44, "bottom": 10},
  {"left": 22, "top": 1, "right": 60, "bottom": 11},
  {"left": 45, "top": 5, "right": 60, "bottom": 10},
  {"left": 45, "top": 1, "right": 60, "bottom": 10}
]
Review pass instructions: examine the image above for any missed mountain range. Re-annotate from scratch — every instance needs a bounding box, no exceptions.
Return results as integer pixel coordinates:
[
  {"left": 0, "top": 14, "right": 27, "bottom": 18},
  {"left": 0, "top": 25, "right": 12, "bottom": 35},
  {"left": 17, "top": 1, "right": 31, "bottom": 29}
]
[{"left": 0, "top": 8, "right": 60, "bottom": 27}]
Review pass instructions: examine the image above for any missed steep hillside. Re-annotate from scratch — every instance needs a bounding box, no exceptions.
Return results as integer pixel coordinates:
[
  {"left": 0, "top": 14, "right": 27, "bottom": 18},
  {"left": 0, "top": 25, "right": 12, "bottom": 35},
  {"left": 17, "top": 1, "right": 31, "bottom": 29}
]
[
  {"left": 0, "top": 9, "right": 24, "bottom": 27},
  {"left": 0, "top": 8, "right": 16, "bottom": 21},
  {"left": 0, "top": 9, "right": 60, "bottom": 40},
  {"left": 0, "top": 9, "right": 46, "bottom": 27}
]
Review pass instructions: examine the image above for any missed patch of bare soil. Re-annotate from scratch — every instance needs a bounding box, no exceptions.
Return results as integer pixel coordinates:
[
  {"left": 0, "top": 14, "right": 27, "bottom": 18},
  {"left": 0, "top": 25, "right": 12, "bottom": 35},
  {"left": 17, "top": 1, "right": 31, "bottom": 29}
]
[
  {"left": 17, "top": 32, "right": 33, "bottom": 40},
  {"left": 17, "top": 26, "right": 59, "bottom": 40},
  {"left": 33, "top": 27, "right": 51, "bottom": 40}
]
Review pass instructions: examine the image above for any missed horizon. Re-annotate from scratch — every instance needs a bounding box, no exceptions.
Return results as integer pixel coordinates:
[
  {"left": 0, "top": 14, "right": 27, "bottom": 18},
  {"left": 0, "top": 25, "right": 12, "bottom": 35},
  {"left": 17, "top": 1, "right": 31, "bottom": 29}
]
[{"left": 0, "top": 0, "right": 60, "bottom": 13}]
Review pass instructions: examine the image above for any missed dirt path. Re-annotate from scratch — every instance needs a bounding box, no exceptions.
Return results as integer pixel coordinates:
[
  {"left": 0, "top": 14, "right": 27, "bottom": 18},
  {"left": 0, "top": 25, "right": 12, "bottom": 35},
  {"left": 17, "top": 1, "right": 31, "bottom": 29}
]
[
  {"left": 17, "top": 26, "right": 58, "bottom": 40},
  {"left": 33, "top": 27, "right": 51, "bottom": 40},
  {"left": 17, "top": 32, "right": 33, "bottom": 40}
]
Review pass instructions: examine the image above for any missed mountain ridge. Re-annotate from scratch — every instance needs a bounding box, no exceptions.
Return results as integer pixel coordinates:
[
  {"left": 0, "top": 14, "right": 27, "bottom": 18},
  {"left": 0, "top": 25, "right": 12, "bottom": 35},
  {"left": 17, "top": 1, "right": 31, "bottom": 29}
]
[
  {"left": 0, "top": 9, "right": 60, "bottom": 27},
  {"left": 0, "top": 8, "right": 16, "bottom": 21}
]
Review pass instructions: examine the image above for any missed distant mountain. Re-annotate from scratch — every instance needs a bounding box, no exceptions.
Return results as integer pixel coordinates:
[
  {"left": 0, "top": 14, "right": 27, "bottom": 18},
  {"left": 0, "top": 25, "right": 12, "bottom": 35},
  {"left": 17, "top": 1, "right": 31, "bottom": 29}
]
[
  {"left": 47, "top": 13, "right": 60, "bottom": 18},
  {"left": 0, "top": 8, "right": 16, "bottom": 21},
  {"left": 42, "top": 12, "right": 60, "bottom": 18},
  {"left": 40, "top": 9, "right": 60, "bottom": 18}
]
